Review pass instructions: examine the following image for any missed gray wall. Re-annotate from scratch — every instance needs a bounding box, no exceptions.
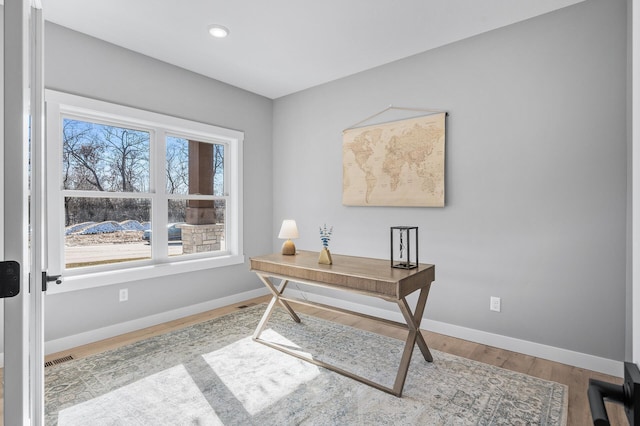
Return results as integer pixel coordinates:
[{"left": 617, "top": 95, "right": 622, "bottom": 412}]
[
  {"left": 272, "top": 0, "right": 628, "bottom": 361},
  {"left": 41, "top": 23, "right": 271, "bottom": 341}
]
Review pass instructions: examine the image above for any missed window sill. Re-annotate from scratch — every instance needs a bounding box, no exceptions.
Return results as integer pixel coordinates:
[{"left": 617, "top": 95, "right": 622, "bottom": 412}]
[{"left": 46, "top": 254, "right": 245, "bottom": 294}]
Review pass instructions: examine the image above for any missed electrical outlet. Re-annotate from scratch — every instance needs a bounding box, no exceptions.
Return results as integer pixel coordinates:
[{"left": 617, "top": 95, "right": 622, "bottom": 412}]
[
  {"left": 490, "top": 296, "right": 501, "bottom": 312},
  {"left": 119, "top": 288, "right": 128, "bottom": 302}
]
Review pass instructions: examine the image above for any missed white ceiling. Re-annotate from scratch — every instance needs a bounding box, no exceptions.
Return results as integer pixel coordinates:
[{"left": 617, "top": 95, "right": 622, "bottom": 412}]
[{"left": 42, "top": 0, "right": 585, "bottom": 99}]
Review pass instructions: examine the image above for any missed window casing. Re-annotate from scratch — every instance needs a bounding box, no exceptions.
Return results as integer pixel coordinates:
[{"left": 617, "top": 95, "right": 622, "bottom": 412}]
[{"left": 45, "top": 90, "right": 244, "bottom": 293}]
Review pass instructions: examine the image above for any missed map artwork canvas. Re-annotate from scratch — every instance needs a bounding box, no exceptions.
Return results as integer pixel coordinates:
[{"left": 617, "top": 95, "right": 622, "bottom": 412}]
[{"left": 342, "top": 112, "right": 446, "bottom": 207}]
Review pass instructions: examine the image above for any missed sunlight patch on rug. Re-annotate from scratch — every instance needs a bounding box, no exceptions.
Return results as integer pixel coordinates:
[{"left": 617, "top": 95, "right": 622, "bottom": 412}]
[
  {"left": 202, "top": 330, "right": 320, "bottom": 415},
  {"left": 57, "top": 364, "right": 222, "bottom": 425}
]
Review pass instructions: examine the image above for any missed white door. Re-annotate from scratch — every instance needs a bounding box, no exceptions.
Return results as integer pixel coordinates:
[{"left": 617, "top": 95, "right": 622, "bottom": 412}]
[{"left": 4, "top": 1, "right": 46, "bottom": 425}]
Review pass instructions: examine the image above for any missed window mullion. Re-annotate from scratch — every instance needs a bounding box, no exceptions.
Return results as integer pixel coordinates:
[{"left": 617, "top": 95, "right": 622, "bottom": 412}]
[{"left": 152, "top": 130, "right": 168, "bottom": 261}]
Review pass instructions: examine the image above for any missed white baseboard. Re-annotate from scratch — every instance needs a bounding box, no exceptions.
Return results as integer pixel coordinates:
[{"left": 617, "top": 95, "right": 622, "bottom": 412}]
[
  {"left": 0, "top": 286, "right": 623, "bottom": 378},
  {"left": 44, "top": 287, "right": 269, "bottom": 356},
  {"left": 422, "top": 318, "right": 624, "bottom": 378},
  {"left": 284, "top": 289, "right": 624, "bottom": 378}
]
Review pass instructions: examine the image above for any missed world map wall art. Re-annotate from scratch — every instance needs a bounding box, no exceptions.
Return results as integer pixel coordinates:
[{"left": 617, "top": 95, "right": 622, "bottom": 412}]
[{"left": 342, "top": 112, "right": 446, "bottom": 207}]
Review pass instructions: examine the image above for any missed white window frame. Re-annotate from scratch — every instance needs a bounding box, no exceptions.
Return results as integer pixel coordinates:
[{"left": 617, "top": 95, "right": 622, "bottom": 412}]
[{"left": 45, "top": 90, "right": 244, "bottom": 293}]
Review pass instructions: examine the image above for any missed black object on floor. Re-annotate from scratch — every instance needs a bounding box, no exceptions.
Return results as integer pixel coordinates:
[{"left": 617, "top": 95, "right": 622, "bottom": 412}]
[{"left": 589, "top": 362, "right": 640, "bottom": 425}]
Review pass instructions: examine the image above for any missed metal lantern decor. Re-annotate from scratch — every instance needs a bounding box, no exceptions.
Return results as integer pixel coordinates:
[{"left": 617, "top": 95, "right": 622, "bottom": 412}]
[{"left": 390, "top": 226, "right": 418, "bottom": 269}]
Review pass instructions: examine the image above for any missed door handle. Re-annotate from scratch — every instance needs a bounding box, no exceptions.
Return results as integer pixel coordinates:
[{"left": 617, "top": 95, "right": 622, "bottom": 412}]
[{"left": 42, "top": 271, "right": 62, "bottom": 292}]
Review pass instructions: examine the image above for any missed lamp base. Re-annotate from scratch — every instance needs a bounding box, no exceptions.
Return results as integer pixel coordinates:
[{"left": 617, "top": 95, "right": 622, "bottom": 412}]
[{"left": 281, "top": 239, "right": 296, "bottom": 255}]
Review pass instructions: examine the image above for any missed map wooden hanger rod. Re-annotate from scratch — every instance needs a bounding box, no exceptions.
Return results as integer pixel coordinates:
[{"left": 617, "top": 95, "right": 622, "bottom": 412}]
[{"left": 344, "top": 104, "right": 448, "bottom": 131}]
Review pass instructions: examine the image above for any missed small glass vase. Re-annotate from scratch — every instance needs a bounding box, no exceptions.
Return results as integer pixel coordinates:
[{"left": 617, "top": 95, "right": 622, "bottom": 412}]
[{"left": 318, "top": 247, "right": 332, "bottom": 264}]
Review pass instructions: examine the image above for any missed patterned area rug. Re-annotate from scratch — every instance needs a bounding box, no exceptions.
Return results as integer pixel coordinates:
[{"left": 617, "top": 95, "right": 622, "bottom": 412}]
[{"left": 45, "top": 305, "right": 567, "bottom": 425}]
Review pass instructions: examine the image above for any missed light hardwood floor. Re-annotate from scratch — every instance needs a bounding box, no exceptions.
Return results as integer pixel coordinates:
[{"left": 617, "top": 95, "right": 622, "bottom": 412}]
[{"left": 2, "top": 295, "right": 627, "bottom": 425}]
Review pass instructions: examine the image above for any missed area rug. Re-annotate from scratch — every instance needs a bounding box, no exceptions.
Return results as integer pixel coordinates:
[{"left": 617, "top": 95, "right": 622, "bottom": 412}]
[{"left": 45, "top": 305, "right": 568, "bottom": 425}]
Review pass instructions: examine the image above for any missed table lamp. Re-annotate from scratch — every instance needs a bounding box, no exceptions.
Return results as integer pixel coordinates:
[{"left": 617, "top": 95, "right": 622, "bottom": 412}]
[{"left": 278, "top": 219, "right": 299, "bottom": 255}]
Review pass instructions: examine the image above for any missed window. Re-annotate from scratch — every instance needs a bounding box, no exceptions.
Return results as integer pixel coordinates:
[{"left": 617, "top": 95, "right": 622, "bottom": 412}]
[{"left": 45, "top": 90, "right": 244, "bottom": 291}]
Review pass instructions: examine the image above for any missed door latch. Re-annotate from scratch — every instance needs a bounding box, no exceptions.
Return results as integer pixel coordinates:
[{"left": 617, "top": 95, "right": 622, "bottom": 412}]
[
  {"left": 42, "top": 271, "right": 62, "bottom": 292},
  {"left": 0, "top": 260, "right": 20, "bottom": 298}
]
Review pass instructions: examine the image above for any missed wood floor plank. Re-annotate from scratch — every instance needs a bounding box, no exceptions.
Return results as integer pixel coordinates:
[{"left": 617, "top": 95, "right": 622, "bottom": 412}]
[
  {"left": 565, "top": 366, "right": 591, "bottom": 426},
  {"left": 468, "top": 344, "right": 509, "bottom": 368},
  {"left": 422, "top": 330, "right": 479, "bottom": 359},
  {"left": 527, "top": 356, "right": 555, "bottom": 381},
  {"left": 1, "top": 295, "right": 626, "bottom": 425},
  {"left": 501, "top": 351, "right": 536, "bottom": 375}
]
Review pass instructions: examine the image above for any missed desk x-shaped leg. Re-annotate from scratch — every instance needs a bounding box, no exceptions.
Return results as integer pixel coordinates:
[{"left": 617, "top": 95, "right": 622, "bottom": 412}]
[
  {"left": 253, "top": 274, "right": 433, "bottom": 397},
  {"left": 393, "top": 285, "right": 433, "bottom": 395},
  {"left": 253, "top": 274, "right": 300, "bottom": 340}
]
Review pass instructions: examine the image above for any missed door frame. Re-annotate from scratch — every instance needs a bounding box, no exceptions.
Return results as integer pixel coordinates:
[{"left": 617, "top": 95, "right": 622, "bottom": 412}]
[
  {"left": 29, "top": 2, "right": 46, "bottom": 424},
  {"left": 3, "top": 0, "right": 45, "bottom": 425},
  {"left": 633, "top": 0, "right": 640, "bottom": 364},
  {"left": 4, "top": 0, "right": 32, "bottom": 423}
]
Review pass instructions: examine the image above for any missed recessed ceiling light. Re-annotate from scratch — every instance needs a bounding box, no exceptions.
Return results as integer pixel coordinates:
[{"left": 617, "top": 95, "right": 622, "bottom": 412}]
[{"left": 208, "top": 24, "right": 229, "bottom": 38}]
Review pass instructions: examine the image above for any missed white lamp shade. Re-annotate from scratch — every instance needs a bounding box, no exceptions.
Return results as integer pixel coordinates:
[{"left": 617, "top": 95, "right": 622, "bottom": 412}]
[{"left": 278, "top": 220, "right": 299, "bottom": 239}]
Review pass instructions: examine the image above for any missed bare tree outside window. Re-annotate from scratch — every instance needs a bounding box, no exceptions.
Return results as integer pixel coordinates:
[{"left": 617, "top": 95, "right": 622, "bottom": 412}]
[
  {"left": 63, "top": 119, "right": 106, "bottom": 192},
  {"left": 166, "top": 136, "right": 189, "bottom": 195},
  {"left": 62, "top": 119, "right": 151, "bottom": 227},
  {"left": 63, "top": 119, "right": 150, "bottom": 193},
  {"left": 165, "top": 136, "right": 224, "bottom": 196},
  {"left": 166, "top": 136, "right": 225, "bottom": 224}
]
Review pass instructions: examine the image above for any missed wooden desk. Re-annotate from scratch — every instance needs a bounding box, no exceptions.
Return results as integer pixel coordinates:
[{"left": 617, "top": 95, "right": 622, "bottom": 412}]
[{"left": 250, "top": 250, "right": 436, "bottom": 397}]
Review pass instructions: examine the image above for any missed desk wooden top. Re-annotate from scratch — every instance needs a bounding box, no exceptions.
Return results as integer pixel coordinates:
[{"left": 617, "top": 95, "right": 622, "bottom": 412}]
[{"left": 250, "top": 250, "right": 435, "bottom": 300}]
